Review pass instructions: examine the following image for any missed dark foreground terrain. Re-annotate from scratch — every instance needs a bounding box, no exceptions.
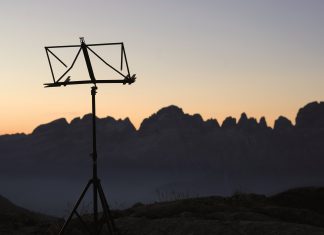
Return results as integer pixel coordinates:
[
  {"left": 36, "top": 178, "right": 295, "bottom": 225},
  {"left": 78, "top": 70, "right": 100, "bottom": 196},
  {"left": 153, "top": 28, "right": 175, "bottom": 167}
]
[{"left": 2, "top": 187, "right": 324, "bottom": 235}]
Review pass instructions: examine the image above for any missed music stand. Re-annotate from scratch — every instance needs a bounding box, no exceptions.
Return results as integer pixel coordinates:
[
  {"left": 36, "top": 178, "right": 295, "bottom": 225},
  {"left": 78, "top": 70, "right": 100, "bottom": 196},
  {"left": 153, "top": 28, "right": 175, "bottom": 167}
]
[{"left": 44, "top": 37, "right": 136, "bottom": 235}]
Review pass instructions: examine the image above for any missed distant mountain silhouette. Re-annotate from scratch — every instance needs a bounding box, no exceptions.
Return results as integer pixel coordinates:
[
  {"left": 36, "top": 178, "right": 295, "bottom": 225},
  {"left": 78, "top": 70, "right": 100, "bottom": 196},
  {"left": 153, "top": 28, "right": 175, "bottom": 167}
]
[
  {"left": 139, "top": 105, "right": 214, "bottom": 135},
  {"left": 221, "top": 116, "right": 236, "bottom": 129},
  {"left": 1, "top": 101, "right": 324, "bottom": 215},
  {"left": 274, "top": 116, "right": 293, "bottom": 131},
  {"left": 296, "top": 101, "right": 324, "bottom": 129}
]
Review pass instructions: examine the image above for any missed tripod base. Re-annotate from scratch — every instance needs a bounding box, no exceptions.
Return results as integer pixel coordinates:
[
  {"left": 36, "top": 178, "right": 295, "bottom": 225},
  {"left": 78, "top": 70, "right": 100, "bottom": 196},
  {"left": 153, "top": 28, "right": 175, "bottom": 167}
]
[{"left": 59, "top": 178, "right": 117, "bottom": 235}]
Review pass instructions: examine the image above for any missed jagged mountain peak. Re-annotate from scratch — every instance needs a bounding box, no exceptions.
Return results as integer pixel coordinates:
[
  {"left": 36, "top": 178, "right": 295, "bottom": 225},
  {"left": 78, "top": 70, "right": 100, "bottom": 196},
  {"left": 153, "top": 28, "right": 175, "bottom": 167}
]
[
  {"left": 154, "top": 105, "right": 184, "bottom": 120},
  {"left": 259, "top": 116, "right": 268, "bottom": 129},
  {"left": 139, "top": 105, "right": 211, "bottom": 134},
  {"left": 296, "top": 101, "right": 324, "bottom": 129},
  {"left": 31, "top": 114, "right": 136, "bottom": 137},
  {"left": 32, "top": 118, "right": 68, "bottom": 135},
  {"left": 24, "top": 101, "right": 324, "bottom": 137},
  {"left": 237, "top": 113, "right": 259, "bottom": 131},
  {"left": 222, "top": 116, "right": 236, "bottom": 129},
  {"left": 274, "top": 116, "right": 293, "bottom": 131}
]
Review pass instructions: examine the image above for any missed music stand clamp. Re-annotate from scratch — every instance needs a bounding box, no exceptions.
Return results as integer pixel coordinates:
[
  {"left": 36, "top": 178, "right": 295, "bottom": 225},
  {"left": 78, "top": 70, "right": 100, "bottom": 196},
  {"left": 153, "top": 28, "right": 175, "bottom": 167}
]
[{"left": 44, "top": 37, "right": 136, "bottom": 235}]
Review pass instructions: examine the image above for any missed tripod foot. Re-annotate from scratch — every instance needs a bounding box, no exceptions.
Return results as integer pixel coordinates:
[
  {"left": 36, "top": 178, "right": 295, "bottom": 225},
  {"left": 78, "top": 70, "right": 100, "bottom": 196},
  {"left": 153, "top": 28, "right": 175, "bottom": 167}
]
[{"left": 58, "top": 179, "right": 117, "bottom": 235}]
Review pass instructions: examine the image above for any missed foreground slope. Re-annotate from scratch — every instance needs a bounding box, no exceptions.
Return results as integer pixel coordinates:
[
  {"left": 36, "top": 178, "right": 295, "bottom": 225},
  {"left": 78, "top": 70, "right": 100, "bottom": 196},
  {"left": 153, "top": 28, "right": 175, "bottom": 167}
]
[
  {"left": 0, "top": 195, "right": 58, "bottom": 234},
  {"left": 40, "top": 187, "right": 324, "bottom": 235}
]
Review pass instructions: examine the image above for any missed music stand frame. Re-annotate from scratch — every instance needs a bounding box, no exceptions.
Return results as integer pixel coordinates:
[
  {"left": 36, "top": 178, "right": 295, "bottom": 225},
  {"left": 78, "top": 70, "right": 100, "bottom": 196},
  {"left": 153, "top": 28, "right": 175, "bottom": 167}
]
[{"left": 44, "top": 37, "right": 136, "bottom": 235}]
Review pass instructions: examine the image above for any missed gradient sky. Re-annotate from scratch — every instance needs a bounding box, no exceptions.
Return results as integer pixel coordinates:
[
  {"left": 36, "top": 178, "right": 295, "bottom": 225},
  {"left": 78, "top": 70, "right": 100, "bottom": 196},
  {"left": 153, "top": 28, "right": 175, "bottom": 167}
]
[{"left": 0, "top": 0, "right": 323, "bottom": 134}]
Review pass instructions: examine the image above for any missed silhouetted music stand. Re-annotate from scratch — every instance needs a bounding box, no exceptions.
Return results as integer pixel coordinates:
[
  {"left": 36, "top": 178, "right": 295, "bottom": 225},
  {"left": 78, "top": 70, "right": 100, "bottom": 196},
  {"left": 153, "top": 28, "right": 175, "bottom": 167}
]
[{"left": 44, "top": 37, "right": 136, "bottom": 235}]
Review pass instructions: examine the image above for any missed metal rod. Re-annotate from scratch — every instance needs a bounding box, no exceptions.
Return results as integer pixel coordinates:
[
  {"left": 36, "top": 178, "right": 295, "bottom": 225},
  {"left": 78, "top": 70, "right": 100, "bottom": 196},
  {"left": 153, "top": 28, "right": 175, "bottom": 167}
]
[
  {"left": 86, "top": 42, "right": 123, "bottom": 47},
  {"left": 44, "top": 79, "right": 129, "bottom": 87},
  {"left": 56, "top": 47, "right": 82, "bottom": 83},
  {"left": 45, "top": 49, "right": 56, "bottom": 83},
  {"left": 74, "top": 211, "right": 92, "bottom": 235},
  {"left": 91, "top": 86, "right": 99, "bottom": 234},
  {"left": 86, "top": 46, "right": 126, "bottom": 78},
  {"left": 45, "top": 42, "right": 122, "bottom": 49},
  {"left": 59, "top": 180, "right": 92, "bottom": 235},
  {"left": 121, "top": 44, "right": 124, "bottom": 71},
  {"left": 122, "top": 43, "right": 131, "bottom": 76},
  {"left": 45, "top": 45, "right": 81, "bottom": 49},
  {"left": 98, "top": 182, "right": 117, "bottom": 234},
  {"left": 47, "top": 49, "right": 68, "bottom": 67},
  {"left": 81, "top": 41, "right": 96, "bottom": 83}
]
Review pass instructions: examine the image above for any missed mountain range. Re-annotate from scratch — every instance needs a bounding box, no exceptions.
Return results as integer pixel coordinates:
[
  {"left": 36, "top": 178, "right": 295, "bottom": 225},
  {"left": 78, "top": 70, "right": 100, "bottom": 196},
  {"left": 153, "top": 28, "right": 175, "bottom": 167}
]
[{"left": 0, "top": 101, "right": 324, "bottom": 216}]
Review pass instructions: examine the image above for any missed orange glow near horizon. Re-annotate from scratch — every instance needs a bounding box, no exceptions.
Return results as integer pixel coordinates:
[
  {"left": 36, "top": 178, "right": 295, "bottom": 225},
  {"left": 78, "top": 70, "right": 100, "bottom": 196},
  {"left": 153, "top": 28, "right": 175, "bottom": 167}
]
[{"left": 0, "top": 101, "right": 303, "bottom": 135}]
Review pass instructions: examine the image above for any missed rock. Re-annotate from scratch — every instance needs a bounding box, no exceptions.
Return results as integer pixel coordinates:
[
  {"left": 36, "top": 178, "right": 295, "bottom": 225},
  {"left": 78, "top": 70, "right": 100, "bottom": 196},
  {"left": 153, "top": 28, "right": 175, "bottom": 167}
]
[
  {"left": 237, "top": 113, "right": 259, "bottom": 131},
  {"left": 139, "top": 105, "right": 209, "bottom": 134},
  {"left": 205, "top": 118, "right": 220, "bottom": 129},
  {"left": 296, "top": 101, "right": 324, "bottom": 129},
  {"left": 222, "top": 116, "right": 236, "bottom": 129},
  {"left": 237, "top": 113, "right": 248, "bottom": 128},
  {"left": 259, "top": 117, "right": 268, "bottom": 129},
  {"left": 31, "top": 118, "right": 68, "bottom": 136},
  {"left": 69, "top": 114, "right": 136, "bottom": 137},
  {"left": 274, "top": 116, "right": 293, "bottom": 131},
  {"left": 139, "top": 105, "right": 185, "bottom": 134}
]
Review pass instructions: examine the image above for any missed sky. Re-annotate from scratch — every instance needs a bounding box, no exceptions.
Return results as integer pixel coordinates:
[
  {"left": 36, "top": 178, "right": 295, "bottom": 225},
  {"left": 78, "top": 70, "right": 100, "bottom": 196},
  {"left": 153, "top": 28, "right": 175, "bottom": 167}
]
[{"left": 0, "top": 0, "right": 323, "bottom": 134}]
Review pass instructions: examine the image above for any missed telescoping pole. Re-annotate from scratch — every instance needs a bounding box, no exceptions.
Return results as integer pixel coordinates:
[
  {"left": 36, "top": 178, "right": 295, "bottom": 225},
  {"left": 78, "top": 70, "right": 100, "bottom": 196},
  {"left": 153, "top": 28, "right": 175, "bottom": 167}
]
[{"left": 91, "top": 86, "right": 99, "bottom": 234}]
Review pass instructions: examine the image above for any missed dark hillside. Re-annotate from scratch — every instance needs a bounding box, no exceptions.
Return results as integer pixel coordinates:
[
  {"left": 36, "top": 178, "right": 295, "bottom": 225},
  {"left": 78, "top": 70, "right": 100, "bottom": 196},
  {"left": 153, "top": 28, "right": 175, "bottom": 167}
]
[
  {"left": 0, "top": 195, "right": 58, "bottom": 234},
  {"left": 3, "top": 187, "right": 324, "bottom": 235}
]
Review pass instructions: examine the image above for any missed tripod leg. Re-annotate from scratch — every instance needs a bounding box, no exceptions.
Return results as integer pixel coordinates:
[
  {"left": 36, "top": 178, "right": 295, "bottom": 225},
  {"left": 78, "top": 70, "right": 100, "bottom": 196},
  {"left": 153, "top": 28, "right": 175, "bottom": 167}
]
[
  {"left": 59, "top": 180, "right": 93, "bottom": 235},
  {"left": 97, "top": 182, "right": 117, "bottom": 235},
  {"left": 93, "top": 179, "right": 99, "bottom": 235}
]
